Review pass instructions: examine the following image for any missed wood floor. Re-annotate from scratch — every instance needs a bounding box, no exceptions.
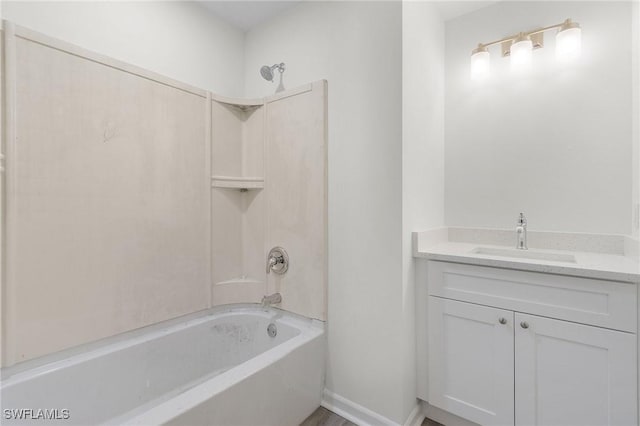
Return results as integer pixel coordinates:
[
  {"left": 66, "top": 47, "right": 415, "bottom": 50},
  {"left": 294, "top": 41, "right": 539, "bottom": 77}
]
[
  {"left": 300, "top": 407, "right": 356, "bottom": 426},
  {"left": 300, "top": 406, "right": 444, "bottom": 426},
  {"left": 422, "top": 417, "right": 445, "bottom": 426}
]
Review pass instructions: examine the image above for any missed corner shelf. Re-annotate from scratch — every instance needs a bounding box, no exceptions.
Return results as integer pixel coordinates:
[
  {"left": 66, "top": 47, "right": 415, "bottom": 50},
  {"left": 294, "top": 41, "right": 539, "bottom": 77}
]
[
  {"left": 211, "top": 93, "right": 264, "bottom": 110},
  {"left": 210, "top": 96, "right": 266, "bottom": 304},
  {"left": 211, "top": 176, "right": 264, "bottom": 190},
  {"left": 214, "top": 277, "right": 263, "bottom": 286}
]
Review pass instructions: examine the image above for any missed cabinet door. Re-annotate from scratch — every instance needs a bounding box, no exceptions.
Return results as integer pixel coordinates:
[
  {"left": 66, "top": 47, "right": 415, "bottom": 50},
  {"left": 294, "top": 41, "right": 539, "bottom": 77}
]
[
  {"left": 428, "top": 297, "right": 515, "bottom": 426},
  {"left": 515, "top": 313, "right": 637, "bottom": 426}
]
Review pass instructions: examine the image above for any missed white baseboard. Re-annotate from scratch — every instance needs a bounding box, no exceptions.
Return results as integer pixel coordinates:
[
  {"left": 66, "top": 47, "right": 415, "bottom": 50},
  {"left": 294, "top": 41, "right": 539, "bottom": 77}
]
[
  {"left": 321, "top": 389, "right": 423, "bottom": 426},
  {"left": 403, "top": 403, "right": 425, "bottom": 426},
  {"left": 421, "top": 400, "right": 480, "bottom": 426}
]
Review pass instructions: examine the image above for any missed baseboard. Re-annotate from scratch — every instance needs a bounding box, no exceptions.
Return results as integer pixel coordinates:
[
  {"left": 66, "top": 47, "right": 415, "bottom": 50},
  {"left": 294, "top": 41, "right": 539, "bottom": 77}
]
[
  {"left": 421, "top": 401, "right": 480, "bottom": 426},
  {"left": 403, "top": 403, "right": 425, "bottom": 426},
  {"left": 321, "top": 389, "right": 423, "bottom": 426}
]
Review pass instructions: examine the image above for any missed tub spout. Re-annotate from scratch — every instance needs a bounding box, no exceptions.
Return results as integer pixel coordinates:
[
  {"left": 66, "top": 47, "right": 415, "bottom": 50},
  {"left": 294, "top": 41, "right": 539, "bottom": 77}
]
[{"left": 261, "top": 293, "right": 282, "bottom": 308}]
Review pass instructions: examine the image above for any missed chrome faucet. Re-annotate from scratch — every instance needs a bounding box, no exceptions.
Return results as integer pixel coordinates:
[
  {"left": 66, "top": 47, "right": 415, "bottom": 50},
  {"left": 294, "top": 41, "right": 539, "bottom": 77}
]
[
  {"left": 516, "top": 212, "right": 528, "bottom": 250},
  {"left": 267, "top": 256, "right": 279, "bottom": 273},
  {"left": 266, "top": 247, "right": 289, "bottom": 274},
  {"left": 261, "top": 293, "right": 282, "bottom": 308}
]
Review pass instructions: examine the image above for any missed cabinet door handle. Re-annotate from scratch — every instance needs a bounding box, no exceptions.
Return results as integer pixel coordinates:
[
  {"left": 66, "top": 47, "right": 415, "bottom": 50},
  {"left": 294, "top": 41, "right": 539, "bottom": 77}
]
[
  {"left": 498, "top": 317, "right": 507, "bottom": 325},
  {"left": 520, "top": 321, "right": 529, "bottom": 329}
]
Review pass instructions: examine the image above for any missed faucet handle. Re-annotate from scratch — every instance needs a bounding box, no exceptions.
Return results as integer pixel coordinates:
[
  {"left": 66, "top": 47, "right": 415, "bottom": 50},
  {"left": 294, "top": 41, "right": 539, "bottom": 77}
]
[
  {"left": 266, "top": 247, "right": 289, "bottom": 274},
  {"left": 518, "top": 212, "right": 527, "bottom": 225}
]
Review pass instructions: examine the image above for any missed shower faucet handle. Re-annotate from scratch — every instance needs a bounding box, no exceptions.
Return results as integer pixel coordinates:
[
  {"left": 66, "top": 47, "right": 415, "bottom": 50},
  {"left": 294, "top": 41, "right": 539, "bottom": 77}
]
[{"left": 266, "top": 247, "right": 289, "bottom": 274}]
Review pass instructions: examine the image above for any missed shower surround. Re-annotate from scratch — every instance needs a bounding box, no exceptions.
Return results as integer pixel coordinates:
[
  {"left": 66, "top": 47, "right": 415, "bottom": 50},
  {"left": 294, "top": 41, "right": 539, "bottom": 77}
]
[{"left": 0, "top": 17, "right": 327, "bottom": 405}]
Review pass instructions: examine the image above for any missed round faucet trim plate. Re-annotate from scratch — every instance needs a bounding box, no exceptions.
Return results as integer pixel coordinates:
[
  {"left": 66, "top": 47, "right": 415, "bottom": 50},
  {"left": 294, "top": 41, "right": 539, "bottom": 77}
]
[{"left": 267, "top": 247, "right": 289, "bottom": 274}]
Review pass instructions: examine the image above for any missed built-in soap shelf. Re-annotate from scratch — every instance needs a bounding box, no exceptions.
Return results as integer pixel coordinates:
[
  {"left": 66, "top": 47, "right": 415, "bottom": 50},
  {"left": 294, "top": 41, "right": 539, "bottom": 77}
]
[
  {"left": 211, "top": 93, "right": 263, "bottom": 110},
  {"left": 210, "top": 95, "right": 266, "bottom": 306},
  {"left": 211, "top": 175, "right": 264, "bottom": 190},
  {"left": 215, "top": 277, "right": 263, "bottom": 286},
  {"left": 212, "top": 276, "right": 265, "bottom": 306}
]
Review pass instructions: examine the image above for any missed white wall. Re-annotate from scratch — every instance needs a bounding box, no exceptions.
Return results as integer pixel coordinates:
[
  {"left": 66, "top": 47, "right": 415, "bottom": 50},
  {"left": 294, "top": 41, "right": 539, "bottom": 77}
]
[
  {"left": 403, "top": 1, "right": 446, "bottom": 237},
  {"left": 402, "top": 0, "right": 446, "bottom": 413},
  {"left": 633, "top": 0, "right": 639, "bottom": 239},
  {"left": 244, "top": 2, "right": 410, "bottom": 423},
  {"left": 445, "top": 1, "right": 634, "bottom": 235},
  {"left": 1, "top": 1, "right": 244, "bottom": 96}
]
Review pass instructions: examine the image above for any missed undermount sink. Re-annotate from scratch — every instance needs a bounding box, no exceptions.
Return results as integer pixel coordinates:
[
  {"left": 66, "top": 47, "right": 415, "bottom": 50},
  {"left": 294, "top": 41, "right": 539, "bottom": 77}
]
[{"left": 471, "top": 246, "right": 577, "bottom": 263}]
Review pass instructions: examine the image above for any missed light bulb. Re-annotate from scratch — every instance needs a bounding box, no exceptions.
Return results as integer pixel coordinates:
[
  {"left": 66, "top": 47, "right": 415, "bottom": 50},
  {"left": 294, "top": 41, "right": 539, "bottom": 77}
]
[
  {"left": 556, "top": 20, "right": 581, "bottom": 61},
  {"left": 470, "top": 44, "right": 490, "bottom": 81},
  {"left": 510, "top": 33, "right": 533, "bottom": 72}
]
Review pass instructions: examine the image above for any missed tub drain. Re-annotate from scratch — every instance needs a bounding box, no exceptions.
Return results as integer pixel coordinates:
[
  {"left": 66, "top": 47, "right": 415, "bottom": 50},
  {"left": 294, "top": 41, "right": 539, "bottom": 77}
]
[{"left": 267, "top": 323, "right": 277, "bottom": 338}]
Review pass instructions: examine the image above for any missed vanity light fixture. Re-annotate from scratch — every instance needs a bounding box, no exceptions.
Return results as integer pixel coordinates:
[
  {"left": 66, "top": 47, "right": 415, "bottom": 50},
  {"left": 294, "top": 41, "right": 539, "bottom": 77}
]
[
  {"left": 510, "top": 32, "right": 533, "bottom": 72},
  {"left": 470, "top": 44, "right": 491, "bottom": 80},
  {"left": 556, "top": 19, "right": 582, "bottom": 61},
  {"left": 470, "top": 18, "right": 582, "bottom": 80}
]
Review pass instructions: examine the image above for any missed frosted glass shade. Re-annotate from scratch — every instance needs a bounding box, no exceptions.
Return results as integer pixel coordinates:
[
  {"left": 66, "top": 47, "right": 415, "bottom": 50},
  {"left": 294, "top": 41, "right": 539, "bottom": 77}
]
[
  {"left": 556, "top": 27, "right": 581, "bottom": 61},
  {"left": 510, "top": 38, "right": 533, "bottom": 72},
  {"left": 470, "top": 50, "right": 490, "bottom": 81}
]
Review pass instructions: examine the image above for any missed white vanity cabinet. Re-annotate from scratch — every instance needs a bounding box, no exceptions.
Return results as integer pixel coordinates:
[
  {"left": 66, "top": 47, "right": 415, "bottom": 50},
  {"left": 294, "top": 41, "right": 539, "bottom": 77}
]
[
  {"left": 514, "top": 312, "right": 637, "bottom": 426},
  {"left": 426, "top": 260, "right": 638, "bottom": 426},
  {"left": 428, "top": 297, "right": 515, "bottom": 425}
]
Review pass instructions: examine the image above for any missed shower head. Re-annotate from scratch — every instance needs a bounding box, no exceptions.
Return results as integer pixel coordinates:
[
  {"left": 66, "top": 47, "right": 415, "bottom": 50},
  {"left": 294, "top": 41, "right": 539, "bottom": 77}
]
[
  {"left": 260, "top": 63, "right": 285, "bottom": 82},
  {"left": 260, "top": 65, "right": 274, "bottom": 81}
]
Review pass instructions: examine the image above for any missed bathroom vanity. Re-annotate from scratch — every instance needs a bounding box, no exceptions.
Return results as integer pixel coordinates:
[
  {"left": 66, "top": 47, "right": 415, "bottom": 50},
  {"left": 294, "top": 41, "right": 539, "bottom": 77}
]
[{"left": 414, "top": 230, "right": 640, "bottom": 426}]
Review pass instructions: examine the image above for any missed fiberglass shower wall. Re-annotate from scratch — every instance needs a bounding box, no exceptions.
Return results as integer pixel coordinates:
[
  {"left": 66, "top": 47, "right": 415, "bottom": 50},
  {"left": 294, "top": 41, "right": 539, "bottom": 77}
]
[
  {"left": 0, "top": 22, "right": 327, "bottom": 366},
  {"left": 210, "top": 83, "right": 328, "bottom": 322},
  {"left": 1, "top": 24, "right": 211, "bottom": 366}
]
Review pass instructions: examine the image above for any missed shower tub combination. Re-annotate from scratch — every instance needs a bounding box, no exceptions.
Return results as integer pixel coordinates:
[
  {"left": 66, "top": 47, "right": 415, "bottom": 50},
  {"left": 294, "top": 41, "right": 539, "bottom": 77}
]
[{"left": 0, "top": 306, "right": 325, "bottom": 425}]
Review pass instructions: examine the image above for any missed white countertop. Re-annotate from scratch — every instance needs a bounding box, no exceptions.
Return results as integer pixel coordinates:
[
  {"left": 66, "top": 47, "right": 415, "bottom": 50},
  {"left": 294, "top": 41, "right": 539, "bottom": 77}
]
[{"left": 413, "top": 229, "right": 640, "bottom": 283}]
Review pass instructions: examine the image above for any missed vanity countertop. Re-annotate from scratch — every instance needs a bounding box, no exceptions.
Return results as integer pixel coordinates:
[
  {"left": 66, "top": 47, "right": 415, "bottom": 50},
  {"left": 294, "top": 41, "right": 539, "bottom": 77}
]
[{"left": 414, "top": 230, "right": 640, "bottom": 283}]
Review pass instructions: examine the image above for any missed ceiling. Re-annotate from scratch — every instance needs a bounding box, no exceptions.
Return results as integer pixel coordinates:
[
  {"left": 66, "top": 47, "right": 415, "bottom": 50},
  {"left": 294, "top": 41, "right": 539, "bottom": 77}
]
[
  {"left": 433, "top": 1, "right": 500, "bottom": 21},
  {"left": 199, "top": 1, "right": 499, "bottom": 32},
  {"left": 200, "top": 1, "right": 301, "bottom": 31}
]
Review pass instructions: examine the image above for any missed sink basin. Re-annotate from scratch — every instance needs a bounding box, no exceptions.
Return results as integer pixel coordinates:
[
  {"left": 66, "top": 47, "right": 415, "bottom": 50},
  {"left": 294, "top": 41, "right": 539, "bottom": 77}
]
[{"left": 471, "top": 247, "right": 577, "bottom": 263}]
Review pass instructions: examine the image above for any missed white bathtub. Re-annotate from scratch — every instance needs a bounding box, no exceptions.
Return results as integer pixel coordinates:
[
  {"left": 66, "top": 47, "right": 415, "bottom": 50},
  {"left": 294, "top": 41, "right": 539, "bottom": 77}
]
[{"left": 0, "top": 305, "right": 325, "bottom": 426}]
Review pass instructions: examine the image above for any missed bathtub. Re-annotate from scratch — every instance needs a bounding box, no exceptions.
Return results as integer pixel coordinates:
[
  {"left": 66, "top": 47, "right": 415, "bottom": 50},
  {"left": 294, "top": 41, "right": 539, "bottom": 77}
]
[{"left": 0, "top": 305, "right": 325, "bottom": 426}]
